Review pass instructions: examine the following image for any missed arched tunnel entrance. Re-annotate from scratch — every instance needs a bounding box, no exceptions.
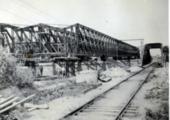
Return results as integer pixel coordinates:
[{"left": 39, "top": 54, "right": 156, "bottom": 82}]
[{"left": 142, "top": 43, "right": 163, "bottom": 66}]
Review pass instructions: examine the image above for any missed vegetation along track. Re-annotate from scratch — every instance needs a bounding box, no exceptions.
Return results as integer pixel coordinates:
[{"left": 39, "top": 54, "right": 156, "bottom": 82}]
[{"left": 61, "top": 63, "right": 155, "bottom": 120}]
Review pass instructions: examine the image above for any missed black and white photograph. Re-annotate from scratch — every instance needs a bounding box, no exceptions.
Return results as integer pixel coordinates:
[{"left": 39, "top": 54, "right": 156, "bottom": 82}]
[{"left": 0, "top": 0, "right": 168, "bottom": 120}]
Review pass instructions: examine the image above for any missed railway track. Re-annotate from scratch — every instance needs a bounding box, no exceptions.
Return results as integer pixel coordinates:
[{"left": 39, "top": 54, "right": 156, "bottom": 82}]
[{"left": 61, "top": 64, "right": 154, "bottom": 120}]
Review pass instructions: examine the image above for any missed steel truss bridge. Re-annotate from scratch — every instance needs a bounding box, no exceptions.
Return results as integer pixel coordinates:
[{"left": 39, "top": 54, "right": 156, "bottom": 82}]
[
  {"left": 0, "top": 23, "right": 139, "bottom": 59},
  {"left": 0, "top": 23, "right": 140, "bottom": 76}
]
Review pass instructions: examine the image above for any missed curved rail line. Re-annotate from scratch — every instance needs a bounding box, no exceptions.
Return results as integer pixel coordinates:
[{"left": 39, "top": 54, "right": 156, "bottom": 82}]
[
  {"left": 115, "top": 67, "right": 154, "bottom": 120},
  {"left": 60, "top": 63, "right": 154, "bottom": 120}
]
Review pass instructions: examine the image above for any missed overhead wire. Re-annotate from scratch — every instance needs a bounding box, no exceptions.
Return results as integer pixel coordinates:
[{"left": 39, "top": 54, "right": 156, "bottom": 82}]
[
  {"left": 15, "top": 0, "right": 70, "bottom": 26},
  {"left": 5, "top": 0, "right": 47, "bottom": 23},
  {"left": 15, "top": 0, "right": 58, "bottom": 21},
  {"left": 0, "top": 0, "right": 71, "bottom": 27},
  {"left": 0, "top": 7, "right": 35, "bottom": 24}
]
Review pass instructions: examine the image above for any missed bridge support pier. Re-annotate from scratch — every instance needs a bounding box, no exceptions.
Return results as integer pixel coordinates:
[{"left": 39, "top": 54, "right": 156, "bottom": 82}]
[
  {"left": 65, "top": 61, "right": 76, "bottom": 77},
  {"left": 128, "top": 57, "right": 131, "bottom": 66},
  {"left": 77, "top": 61, "right": 82, "bottom": 71},
  {"left": 102, "top": 61, "right": 106, "bottom": 70},
  {"left": 101, "top": 55, "right": 107, "bottom": 70},
  {"left": 52, "top": 62, "right": 57, "bottom": 75}
]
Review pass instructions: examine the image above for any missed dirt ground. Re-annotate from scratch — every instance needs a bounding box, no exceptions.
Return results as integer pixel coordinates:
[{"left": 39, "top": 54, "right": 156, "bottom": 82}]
[
  {"left": 124, "top": 64, "right": 169, "bottom": 120},
  {"left": 0, "top": 60, "right": 143, "bottom": 120},
  {"left": 0, "top": 77, "right": 101, "bottom": 120}
]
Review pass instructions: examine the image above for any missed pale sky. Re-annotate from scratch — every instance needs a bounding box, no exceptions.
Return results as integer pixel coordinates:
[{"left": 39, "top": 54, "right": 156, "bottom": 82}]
[{"left": 0, "top": 0, "right": 168, "bottom": 46}]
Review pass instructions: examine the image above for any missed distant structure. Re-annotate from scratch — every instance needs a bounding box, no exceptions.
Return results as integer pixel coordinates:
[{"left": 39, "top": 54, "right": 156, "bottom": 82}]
[{"left": 142, "top": 43, "right": 167, "bottom": 66}]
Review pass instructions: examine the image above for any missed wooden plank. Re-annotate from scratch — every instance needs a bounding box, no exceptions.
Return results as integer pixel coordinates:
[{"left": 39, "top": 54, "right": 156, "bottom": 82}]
[
  {"left": 0, "top": 96, "right": 14, "bottom": 105},
  {"left": 0, "top": 94, "right": 35, "bottom": 114},
  {"left": 24, "top": 103, "right": 49, "bottom": 111},
  {"left": 0, "top": 97, "right": 18, "bottom": 109}
]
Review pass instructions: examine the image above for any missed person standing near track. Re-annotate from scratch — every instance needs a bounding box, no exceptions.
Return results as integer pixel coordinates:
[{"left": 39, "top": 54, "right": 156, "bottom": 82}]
[{"left": 162, "top": 46, "right": 169, "bottom": 67}]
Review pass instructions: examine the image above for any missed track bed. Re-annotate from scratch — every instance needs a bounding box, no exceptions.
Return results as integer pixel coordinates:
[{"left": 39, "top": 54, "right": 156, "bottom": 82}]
[{"left": 62, "top": 66, "right": 153, "bottom": 120}]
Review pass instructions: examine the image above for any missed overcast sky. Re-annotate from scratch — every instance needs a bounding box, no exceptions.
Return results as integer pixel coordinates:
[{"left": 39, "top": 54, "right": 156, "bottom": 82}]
[{"left": 0, "top": 0, "right": 168, "bottom": 46}]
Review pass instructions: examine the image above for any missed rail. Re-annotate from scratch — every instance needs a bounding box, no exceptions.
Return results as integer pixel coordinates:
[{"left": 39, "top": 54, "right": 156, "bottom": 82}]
[{"left": 60, "top": 63, "right": 154, "bottom": 119}]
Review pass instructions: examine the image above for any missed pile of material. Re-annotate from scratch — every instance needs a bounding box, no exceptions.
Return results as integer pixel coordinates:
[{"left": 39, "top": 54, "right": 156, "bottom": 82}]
[
  {"left": 128, "top": 66, "right": 142, "bottom": 72},
  {"left": 0, "top": 94, "right": 35, "bottom": 120},
  {"left": 76, "top": 70, "right": 97, "bottom": 83},
  {"left": 103, "top": 67, "right": 129, "bottom": 78}
]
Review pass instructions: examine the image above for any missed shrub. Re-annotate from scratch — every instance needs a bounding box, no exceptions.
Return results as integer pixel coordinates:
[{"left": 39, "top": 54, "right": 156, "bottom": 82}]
[{"left": 0, "top": 47, "right": 34, "bottom": 88}]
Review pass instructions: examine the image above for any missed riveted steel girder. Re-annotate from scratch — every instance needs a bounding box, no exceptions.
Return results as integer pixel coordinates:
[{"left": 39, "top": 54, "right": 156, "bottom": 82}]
[{"left": 0, "top": 23, "right": 140, "bottom": 59}]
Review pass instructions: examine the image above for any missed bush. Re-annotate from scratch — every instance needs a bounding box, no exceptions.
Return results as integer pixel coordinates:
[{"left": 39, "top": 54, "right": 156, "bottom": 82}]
[
  {"left": 0, "top": 47, "right": 34, "bottom": 88},
  {"left": 145, "top": 102, "right": 169, "bottom": 120},
  {"left": 15, "top": 66, "right": 34, "bottom": 87},
  {"left": 0, "top": 48, "right": 16, "bottom": 87}
]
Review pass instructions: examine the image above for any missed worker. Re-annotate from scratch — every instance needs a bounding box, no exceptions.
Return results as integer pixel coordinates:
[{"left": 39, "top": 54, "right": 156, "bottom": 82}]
[
  {"left": 162, "top": 46, "right": 169, "bottom": 67},
  {"left": 40, "top": 65, "right": 43, "bottom": 76},
  {"left": 127, "top": 56, "right": 131, "bottom": 66}
]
